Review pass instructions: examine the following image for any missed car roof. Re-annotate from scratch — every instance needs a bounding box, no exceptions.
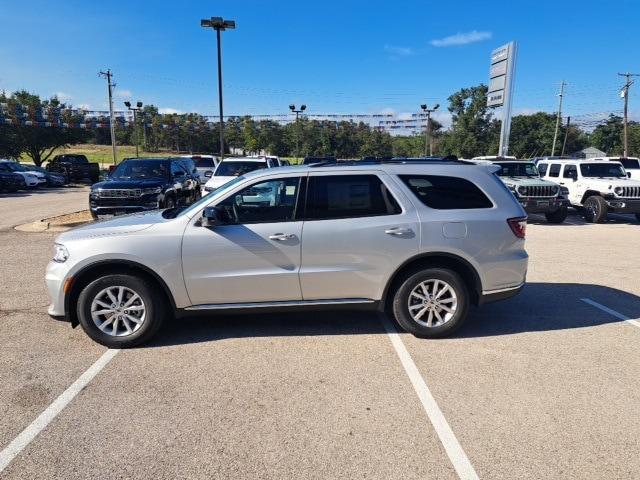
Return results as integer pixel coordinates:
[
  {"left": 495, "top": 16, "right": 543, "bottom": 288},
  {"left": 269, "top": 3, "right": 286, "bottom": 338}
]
[
  {"left": 219, "top": 157, "right": 269, "bottom": 163},
  {"left": 538, "top": 158, "right": 613, "bottom": 163}
]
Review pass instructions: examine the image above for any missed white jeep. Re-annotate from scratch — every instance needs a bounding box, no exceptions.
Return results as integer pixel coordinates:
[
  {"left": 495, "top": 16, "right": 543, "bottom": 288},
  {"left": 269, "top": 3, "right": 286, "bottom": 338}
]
[{"left": 538, "top": 159, "right": 640, "bottom": 223}]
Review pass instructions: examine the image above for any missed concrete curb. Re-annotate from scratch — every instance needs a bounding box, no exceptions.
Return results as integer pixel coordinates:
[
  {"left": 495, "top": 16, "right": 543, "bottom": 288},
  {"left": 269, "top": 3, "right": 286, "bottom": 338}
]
[{"left": 14, "top": 210, "right": 92, "bottom": 233}]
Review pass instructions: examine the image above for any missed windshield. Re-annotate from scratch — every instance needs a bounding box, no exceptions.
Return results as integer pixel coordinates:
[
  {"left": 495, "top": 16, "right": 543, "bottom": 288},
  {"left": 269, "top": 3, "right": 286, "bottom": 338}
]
[
  {"left": 618, "top": 159, "right": 640, "bottom": 170},
  {"left": 164, "top": 175, "right": 246, "bottom": 219},
  {"left": 1, "top": 162, "right": 25, "bottom": 172},
  {"left": 580, "top": 163, "right": 626, "bottom": 178},
  {"left": 195, "top": 158, "right": 215, "bottom": 168},
  {"left": 495, "top": 162, "right": 539, "bottom": 177},
  {"left": 215, "top": 161, "right": 267, "bottom": 177},
  {"left": 110, "top": 160, "right": 170, "bottom": 180},
  {"left": 61, "top": 155, "right": 88, "bottom": 164}
]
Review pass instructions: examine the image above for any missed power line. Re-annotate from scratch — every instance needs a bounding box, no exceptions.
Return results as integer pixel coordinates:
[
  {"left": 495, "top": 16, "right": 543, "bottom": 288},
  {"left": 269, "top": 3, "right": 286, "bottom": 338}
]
[
  {"left": 618, "top": 72, "right": 640, "bottom": 157},
  {"left": 98, "top": 69, "right": 117, "bottom": 165}
]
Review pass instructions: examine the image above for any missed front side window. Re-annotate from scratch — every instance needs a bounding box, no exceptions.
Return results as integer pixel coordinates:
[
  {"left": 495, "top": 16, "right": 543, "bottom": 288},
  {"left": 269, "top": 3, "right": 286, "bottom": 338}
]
[
  {"left": 563, "top": 165, "right": 577, "bottom": 178},
  {"left": 538, "top": 163, "right": 548, "bottom": 176},
  {"left": 171, "top": 162, "right": 187, "bottom": 177},
  {"left": 399, "top": 175, "right": 493, "bottom": 210},
  {"left": 548, "top": 164, "right": 561, "bottom": 177},
  {"left": 216, "top": 177, "right": 301, "bottom": 224},
  {"left": 305, "top": 174, "right": 401, "bottom": 220}
]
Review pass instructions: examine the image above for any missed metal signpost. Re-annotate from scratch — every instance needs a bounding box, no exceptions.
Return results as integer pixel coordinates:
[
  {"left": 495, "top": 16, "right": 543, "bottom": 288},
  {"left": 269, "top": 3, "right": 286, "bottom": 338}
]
[{"left": 487, "top": 41, "right": 517, "bottom": 156}]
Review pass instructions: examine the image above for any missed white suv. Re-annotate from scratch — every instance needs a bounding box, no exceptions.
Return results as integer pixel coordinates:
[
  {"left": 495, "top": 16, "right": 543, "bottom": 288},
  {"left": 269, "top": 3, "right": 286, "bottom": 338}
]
[
  {"left": 538, "top": 158, "right": 640, "bottom": 223},
  {"left": 594, "top": 157, "right": 640, "bottom": 181},
  {"left": 203, "top": 157, "right": 273, "bottom": 193}
]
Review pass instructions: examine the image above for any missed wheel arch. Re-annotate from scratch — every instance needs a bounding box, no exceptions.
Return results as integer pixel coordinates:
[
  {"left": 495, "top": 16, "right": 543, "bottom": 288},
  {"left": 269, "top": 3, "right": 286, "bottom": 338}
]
[
  {"left": 580, "top": 190, "right": 603, "bottom": 204},
  {"left": 65, "top": 260, "right": 176, "bottom": 327},
  {"left": 380, "top": 252, "right": 483, "bottom": 311}
]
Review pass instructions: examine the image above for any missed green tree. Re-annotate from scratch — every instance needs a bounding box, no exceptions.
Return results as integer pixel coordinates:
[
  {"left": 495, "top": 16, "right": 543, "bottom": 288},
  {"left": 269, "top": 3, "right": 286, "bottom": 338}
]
[
  {"left": 439, "top": 84, "right": 500, "bottom": 158},
  {"left": 2, "top": 90, "right": 90, "bottom": 165},
  {"left": 590, "top": 115, "right": 624, "bottom": 155}
]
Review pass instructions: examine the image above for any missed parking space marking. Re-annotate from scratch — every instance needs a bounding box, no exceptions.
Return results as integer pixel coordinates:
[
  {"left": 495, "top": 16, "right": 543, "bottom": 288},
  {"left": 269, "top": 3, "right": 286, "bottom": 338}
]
[
  {"left": 581, "top": 298, "right": 640, "bottom": 329},
  {"left": 380, "top": 315, "right": 479, "bottom": 480},
  {"left": 0, "top": 349, "right": 120, "bottom": 473}
]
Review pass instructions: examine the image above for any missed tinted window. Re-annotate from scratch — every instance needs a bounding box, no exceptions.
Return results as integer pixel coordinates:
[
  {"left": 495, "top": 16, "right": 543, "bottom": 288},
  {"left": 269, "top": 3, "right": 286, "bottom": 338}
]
[
  {"left": 306, "top": 175, "right": 401, "bottom": 220},
  {"left": 538, "top": 163, "right": 548, "bottom": 176},
  {"left": 618, "top": 159, "right": 640, "bottom": 170},
  {"left": 61, "top": 155, "right": 88, "bottom": 164},
  {"left": 548, "top": 164, "right": 561, "bottom": 177},
  {"left": 111, "top": 160, "right": 170, "bottom": 180},
  {"left": 215, "top": 161, "right": 267, "bottom": 177},
  {"left": 580, "top": 163, "right": 626, "bottom": 178},
  {"left": 563, "top": 165, "right": 577, "bottom": 178},
  {"left": 495, "top": 162, "right": 539, "bottom": 177},
  {"left": 171, "top": 162, "right": 187, "bottom": 176},
  {"left": 180, "top": 159, "right": 196, "bottom": 173},
  {"left": 194, "top": 158, "right": 215, "bottom": 168},
  {"left": 400, "top": 175, "right": 493, "bottom": 210},
  {"left": 217, "top": 177, "right": 301, "bottom": 224}
]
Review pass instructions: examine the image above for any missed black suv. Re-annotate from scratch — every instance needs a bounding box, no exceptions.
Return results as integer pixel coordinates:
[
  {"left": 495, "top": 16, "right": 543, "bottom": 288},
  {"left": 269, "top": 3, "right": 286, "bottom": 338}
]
[{"left": 89, "top": 158, "right": 201, "bottom": 218}]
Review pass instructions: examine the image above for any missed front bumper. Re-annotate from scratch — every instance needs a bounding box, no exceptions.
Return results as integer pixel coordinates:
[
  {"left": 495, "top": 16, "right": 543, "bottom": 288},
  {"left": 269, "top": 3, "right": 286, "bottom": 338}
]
[
  {"left": 46, "top": 260, "right": 71, "bottom": 318},
  {"left": 518, "top": 196, "right": 569, "bottom": 214},
  {"left": 605, "top": 198, "right": 640, "bottom": 213}
]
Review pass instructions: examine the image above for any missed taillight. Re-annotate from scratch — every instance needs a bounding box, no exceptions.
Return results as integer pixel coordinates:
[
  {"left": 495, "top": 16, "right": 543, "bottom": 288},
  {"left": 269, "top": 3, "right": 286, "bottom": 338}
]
[{"left": 507, "top": 217, "right": 527, "bottom": 238}]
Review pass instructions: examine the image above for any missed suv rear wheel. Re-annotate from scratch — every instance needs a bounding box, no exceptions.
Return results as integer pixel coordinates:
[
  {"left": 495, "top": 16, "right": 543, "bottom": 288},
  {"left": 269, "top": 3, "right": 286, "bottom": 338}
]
[
  {"left": 392, "top": 268, "right": 469, "bottom": 338},
  {"left": 545, "top": 205, "right": 568, "bottom": 224},
  {"left": 583, "top": 195, "right": 608, "bottom": 223},
  {"left": 77, "top": 274, "right": 166, "bottom": 348}
]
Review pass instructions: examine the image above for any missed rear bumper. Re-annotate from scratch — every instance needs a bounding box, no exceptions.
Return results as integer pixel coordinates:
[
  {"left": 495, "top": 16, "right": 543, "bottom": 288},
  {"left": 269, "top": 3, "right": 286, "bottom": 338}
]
[{"left": 479, "top": 283, "right": 524, "bottom": 305}]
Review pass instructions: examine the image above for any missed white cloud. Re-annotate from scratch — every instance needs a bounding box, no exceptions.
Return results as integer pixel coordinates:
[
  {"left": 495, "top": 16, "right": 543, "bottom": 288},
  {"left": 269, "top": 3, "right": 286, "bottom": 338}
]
[
  {"left": 383, "top": 45, "right": 414, "bottom": 57},
  {"left": 54, "top": 91, "right": 73, "bottom": 102},
  {"left": 430, "top": 30, "right": 492, "bottom": 47},
  {"left": 398, "top": 112, "right": 414, "bottom": 121},
  {"left": 159, "top": 107, "right": 184, "bottom": 115},
  {"left": 432, "top": 110, "right": 452, "bottom": 129},
  {"left": 379, "top": 107, "right": 395, "bottom": 116},
  {"left": 115, "top": 89, "right": 132, "bottom": 99},
  {"left": 76, "top": 103, "right": 92, "bottom": 110}
]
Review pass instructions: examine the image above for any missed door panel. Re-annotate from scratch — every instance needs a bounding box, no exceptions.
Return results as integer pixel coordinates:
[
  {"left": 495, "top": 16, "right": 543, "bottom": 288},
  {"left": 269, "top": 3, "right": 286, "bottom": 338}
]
[
  {"left": 182, "top": 222, "right": 303, "bottom": 305},
  {"left": 182, "top": 176, "right": 304, "bottom": 305},
  {"left": 300, "top": 172, "right": 420, "bottom": 301}
]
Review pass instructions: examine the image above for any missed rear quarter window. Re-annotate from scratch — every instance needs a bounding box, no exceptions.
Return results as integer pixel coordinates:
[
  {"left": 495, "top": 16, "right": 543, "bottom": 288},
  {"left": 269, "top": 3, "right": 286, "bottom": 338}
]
[
  {"left": 548, "top": 164, "right": 561, "bottom": 177},
  {"left": 399, "top": 175, "right": 493, "bottom": 210},
  {"left": 538, "top": 163, "right": 548, "bottom": 176}
]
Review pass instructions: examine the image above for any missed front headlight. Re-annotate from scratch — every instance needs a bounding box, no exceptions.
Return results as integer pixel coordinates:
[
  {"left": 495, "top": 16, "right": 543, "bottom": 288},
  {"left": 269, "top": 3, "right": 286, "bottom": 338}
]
[
  {"left": 142, "top": 187, "right": 162, "bottom": 195},
  {"left": 53, "top": 244, "right": 69, "bottom": 263}
]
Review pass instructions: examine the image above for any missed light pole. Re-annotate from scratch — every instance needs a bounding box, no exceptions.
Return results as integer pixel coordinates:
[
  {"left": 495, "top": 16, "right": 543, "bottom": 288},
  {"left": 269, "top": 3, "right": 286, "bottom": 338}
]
[
  {"left": 420, "top": 103, "right": 439, "bottom": 156},
  {"left": 201, "top": 16, "right": 236, "bottom": 161},
  {"left": 124, "top": 101, "right": 143, "bottom": 157},
  {"left": 289, "top": 104, "right": 306, "bottom": 160}
]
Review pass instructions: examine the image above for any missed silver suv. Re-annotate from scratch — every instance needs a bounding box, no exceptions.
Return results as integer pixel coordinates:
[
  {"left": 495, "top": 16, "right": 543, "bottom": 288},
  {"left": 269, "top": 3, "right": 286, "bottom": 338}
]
[{"left": 46, "top": 161, "right": 529, "bottom": 347}]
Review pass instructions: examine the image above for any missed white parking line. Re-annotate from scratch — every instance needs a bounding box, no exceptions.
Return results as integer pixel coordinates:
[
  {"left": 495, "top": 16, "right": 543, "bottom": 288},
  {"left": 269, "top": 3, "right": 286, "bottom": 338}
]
[
  {"left": 380, "top": 315, "right": 479, "bottom": 480},
  {"left": 581, "top": 298, "right": 640, "bottom": 329},
  {"left": 0, "top": 349, "right": 120, "bottom": 473}
]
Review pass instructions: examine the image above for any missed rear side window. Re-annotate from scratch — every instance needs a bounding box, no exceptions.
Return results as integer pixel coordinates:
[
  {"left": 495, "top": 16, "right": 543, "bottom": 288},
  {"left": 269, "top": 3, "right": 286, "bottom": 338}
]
[
  {"left": 563, "top": 165, "right": 577, "bottom": 178},
  {"left": 538, "top": 163, "right": 548, "bottom": 176},
  {"left": 306, "top": 174, "right": 401, "bottom": 220},
  {"left": 399, "top": 175, "right": 493, "bottom": 210},
  {"left": 548, "top": 164, "right": 561, "bottom": 177}
]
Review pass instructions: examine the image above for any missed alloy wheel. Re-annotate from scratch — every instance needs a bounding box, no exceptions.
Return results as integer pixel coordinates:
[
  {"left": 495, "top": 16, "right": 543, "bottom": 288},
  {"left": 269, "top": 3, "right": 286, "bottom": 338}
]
[
  {"left": 90, "top": 286, "right": 146, "bottom": 337},
  {"left": 407, "top": 279, "right": 458, "bottom": 327}
]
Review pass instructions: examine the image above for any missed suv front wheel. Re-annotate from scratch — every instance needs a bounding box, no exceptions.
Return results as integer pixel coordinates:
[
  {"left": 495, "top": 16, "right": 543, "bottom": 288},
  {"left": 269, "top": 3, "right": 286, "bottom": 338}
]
[
  {"left": 392, "top": 268, "right": 469, "bottom": 338},
  {"left": 77, "top": 274, "right": 166, "bottom": 348},
  {"left": 583, "top": 195, "right": 608, "bottom": 223}
]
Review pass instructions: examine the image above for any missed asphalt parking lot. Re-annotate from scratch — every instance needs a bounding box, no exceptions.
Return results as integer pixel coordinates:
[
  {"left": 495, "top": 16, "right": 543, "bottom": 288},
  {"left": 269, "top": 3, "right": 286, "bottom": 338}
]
[{"left": 0, "top": 190, "right": 639, "bottom": 479}]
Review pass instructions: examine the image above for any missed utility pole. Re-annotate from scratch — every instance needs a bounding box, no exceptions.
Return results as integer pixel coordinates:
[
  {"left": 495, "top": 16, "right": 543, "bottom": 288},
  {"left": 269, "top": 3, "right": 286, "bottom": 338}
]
[
  {"left": 420, "top": 103, "right": 439, "bottom": 156},
  {"left": 618, "top": 72, "right": 640, "bottom": 157},
  {"left": 289, "top": 104, "right": 306, "bottom": 160},
  {"left": 561, "top": 116, "right": 571, "bottom": 156},
  {"left": 551, "top": 81, "right": 566, "bottom": 156},
  {"left": 99, "top": 69, "right": 117, "bottom": 165}
]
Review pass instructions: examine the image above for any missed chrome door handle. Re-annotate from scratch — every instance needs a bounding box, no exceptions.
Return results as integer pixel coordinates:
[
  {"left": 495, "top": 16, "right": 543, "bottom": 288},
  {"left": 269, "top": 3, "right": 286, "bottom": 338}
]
[
  {"left": 384, "top": 227, "right": 412, "bottom": 235},
  {"left": 269, "top": 233, "right": 295, "bottom": 241}
]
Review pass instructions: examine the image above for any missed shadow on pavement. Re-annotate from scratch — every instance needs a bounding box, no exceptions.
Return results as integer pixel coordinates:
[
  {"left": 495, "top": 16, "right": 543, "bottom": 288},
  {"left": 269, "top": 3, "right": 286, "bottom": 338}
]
[
  {"left": 145, "top": 282, "right": 640, "bottom": 348},
  {"left": 527, "top": 212, "right": 639, "bottom": 226}
]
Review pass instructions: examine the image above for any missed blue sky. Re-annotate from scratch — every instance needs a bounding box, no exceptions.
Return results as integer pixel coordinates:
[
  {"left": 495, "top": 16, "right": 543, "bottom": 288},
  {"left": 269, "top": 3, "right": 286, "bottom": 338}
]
[{"left": 1, "top": 0, "right": 638, "bottom": 128}]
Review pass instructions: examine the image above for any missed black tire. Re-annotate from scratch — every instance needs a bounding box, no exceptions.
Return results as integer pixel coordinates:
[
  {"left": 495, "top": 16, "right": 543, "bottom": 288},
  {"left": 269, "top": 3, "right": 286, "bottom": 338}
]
[
  {"left": 392, "top": 268, "right": 469, "bottom": 339},
  {"left": 545, "top": 205, "right": 568, "bottom": 224},
  {"left": 164, "top": 195, "right": 176, "bottom": 209},
  {"left": 77, "top": 274, "right": 167, "bottom": 348},
  {"left": 583, "top": 195, "right": 608, "bottom": 223}
]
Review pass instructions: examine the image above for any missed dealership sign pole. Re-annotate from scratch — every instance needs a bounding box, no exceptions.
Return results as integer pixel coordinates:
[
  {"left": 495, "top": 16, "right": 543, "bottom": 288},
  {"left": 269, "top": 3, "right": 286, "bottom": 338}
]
[{"left": 487, "top": 41, "right": 517, "bottom": 156}]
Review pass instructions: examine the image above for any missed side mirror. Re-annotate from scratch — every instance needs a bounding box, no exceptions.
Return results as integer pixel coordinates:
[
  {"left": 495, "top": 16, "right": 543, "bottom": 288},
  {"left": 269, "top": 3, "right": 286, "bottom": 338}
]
[
  {"left": 201, "top": 206, "right": 224, "bottom": 227},
  {"left": 628, "top": 172, "right": 632, "bottom": 178},
  {"left": 204, "top": 170, "right": 213, "bottom": 178}
]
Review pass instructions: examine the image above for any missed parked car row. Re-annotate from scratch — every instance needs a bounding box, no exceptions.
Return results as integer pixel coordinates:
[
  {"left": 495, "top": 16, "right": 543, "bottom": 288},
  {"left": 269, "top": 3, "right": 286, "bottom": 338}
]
[{"left": 0, "top": 159, "right": 66, "bottom": 192}]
